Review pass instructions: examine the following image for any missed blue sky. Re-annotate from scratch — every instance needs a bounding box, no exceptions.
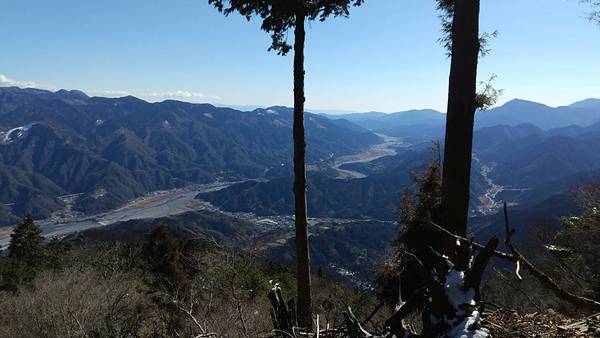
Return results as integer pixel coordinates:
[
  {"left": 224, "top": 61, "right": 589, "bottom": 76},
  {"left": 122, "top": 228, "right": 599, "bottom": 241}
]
[{"left": 1, "top": 0, "right": 599, "bottom": 112}]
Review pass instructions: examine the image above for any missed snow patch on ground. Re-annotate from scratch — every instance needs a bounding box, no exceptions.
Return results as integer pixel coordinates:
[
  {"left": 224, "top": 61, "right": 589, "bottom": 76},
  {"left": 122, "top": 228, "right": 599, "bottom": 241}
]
[
  {"left": 447, "top": 310, "right": 489, "bottom": 338},
  {"left": 443, "top": 270, "right": 489, "bottom": 338},
  {"left": 265, "top": 109, "right": 278, "bottom": 115},
  {"left": 0, "top": 123, "right": 35, "bottom": 144},
  {"left": 203, "top": 113, "right": 213, "bottom": 118},
  {"left": 444, "top": 270, "right": 476, "bottom": 310}
]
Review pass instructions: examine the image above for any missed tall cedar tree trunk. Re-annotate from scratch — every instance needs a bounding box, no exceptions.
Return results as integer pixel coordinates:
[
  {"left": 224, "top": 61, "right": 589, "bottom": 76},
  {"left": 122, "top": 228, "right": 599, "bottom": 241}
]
[
  {"left": 293, "top": 7, "right": 313, "bottom": 330},
  {"left": 441, "top": 0, "right": 480, "bottom": 245}
]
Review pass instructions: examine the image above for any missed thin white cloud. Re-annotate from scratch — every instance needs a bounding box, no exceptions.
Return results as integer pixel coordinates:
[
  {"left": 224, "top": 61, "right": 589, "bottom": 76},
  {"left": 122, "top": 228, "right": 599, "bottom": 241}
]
[
  {"left": 0, "top": 73, "right": 56, "bottom": 90},
  {"left": 84, "top": 89, "right": 132, "bottom": 97},
  {"left": 1, "top": 74, "right": 220, "bottom": 103},
  {"left": 86, "top": 89, "right": 221, "bottom": 103},
  {"left": 145, "top": 90, "right": 220, "bottom": 102}
]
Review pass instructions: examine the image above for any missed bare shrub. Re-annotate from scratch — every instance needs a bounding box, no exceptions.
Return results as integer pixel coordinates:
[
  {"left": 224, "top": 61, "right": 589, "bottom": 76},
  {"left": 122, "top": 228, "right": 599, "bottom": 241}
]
[{"left": 0, "top": 267, "right": 155, "bottom": 338}]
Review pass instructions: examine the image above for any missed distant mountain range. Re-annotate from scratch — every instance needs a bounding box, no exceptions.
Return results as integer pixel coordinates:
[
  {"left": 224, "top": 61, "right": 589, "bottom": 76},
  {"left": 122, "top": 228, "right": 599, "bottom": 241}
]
[
  {"left": 1, "top": 86, "right": 599, "bottom": 229},
  {"left": 471, "top": 122, "right": 600, "bottom": 216},
  {"left": 0, "top": 87, "right": 381, "bottom": 225},
  {"left": 322, "top": 98, "right": 600, "bottom": 141}
]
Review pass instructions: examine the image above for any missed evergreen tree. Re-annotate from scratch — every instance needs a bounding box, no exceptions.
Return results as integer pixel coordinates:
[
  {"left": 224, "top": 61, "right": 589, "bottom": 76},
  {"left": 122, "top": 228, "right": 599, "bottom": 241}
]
[
  {"left": 207, "top": 0, "right": 363, "bottom": 329},
  {"left": 376, "top": 146, "right": 444, "bottom": 306},
  {"left": 0, "top": 258, "right": 34, "bottom": 292},
  {"left": 8, "top": 215, "right": 44, "bottom": 267},
  {"left": 142, "top": 224, "right": 186, "bottom": 289},
  {"left": 44, "top": 237, "right": 72, "bottom": 271},
  {"left": 1, "top": 216, "right": 45, "bottom": 291},
  {"left": 582, "top": 0, "right": 600, "bottom": 25}
]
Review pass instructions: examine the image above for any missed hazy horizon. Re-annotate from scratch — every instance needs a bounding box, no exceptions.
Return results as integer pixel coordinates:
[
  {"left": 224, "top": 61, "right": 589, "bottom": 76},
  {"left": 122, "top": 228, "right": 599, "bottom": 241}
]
[{"left": 2, "top": 84, "right": 598, "bottom": 115}]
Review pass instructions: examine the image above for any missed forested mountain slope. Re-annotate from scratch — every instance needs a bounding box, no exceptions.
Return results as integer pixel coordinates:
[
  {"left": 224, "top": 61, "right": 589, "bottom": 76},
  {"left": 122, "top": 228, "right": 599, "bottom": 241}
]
[
  {"left": 0, "top": 87, "right": 381, "bottom": 225},
  {"left": 200, "top": 121, "right": 600, "bottom": 221}
]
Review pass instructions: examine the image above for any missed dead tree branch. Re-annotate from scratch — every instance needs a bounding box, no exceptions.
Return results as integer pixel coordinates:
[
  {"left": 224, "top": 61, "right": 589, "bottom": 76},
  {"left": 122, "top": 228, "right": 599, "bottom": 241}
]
[
  {"left": 501, "top": 203, "right": 600, "bottom": 311},
  {"left": 384, "top": 287, "right": 428, "bottom": 337},
  {"left": 343, "top": 307, "right": 374, "bottom": 337},
  {"left": 428, "top": 203, "right": 600, "bottom": 311},
  {"left": 428, "top": 221, "right": 515, "bottom": 261}
]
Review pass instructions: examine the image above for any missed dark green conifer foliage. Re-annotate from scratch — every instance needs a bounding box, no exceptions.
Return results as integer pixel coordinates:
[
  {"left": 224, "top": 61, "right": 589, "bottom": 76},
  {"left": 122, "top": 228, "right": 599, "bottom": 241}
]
[
  {"left": 207, "top": 0, "right": 363, "bottom": 329},
  {"left": 44, "top": 237, "right": 72, "bottom": 271},
  {"left": 0, "top": 216, "right": 45, "bottom": 291},
  {"left": 142, "top": 224, "right": 186, "bottom": 289},
  {"left": 582, "top": 0, "right": 600, "bottom": 25},
  {"left": 0, "top": 259, "right": 34, "bottom": 292},
  {"left": 398, "top": 155, "right": 443, "bottom": 258},
  {"left": 8, "top": 215, "right": 44, "bottom": 266},
  {"left": 375, "top": 146, "right": 444, "bottom": 306}
]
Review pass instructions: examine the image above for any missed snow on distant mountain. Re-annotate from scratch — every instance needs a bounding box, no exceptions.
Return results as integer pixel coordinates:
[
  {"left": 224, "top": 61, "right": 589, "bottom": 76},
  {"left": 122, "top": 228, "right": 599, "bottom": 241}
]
[{"left": 0, "top": 123, "right": 35, "bottom": 144}]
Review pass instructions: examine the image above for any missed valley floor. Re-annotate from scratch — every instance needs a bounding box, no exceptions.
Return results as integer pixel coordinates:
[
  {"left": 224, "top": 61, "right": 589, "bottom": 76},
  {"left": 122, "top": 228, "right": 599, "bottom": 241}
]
[
  {"left": 0, "top": 181, "right": 246, "bottom": 248},
  {"left": 1, "top": 134, "right": 406, "bottom": 248},
  {"left": 329, "top": 133, "right": 407, "bottom": 179}
]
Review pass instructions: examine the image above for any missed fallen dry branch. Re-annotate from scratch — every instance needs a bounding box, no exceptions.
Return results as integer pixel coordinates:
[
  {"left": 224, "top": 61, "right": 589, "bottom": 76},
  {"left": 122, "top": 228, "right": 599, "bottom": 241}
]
[
  {"left": 486, "top": 309, "right": 600, "bottom": 337},
  {"left": 384, "top": 287, "right": 428, "bottom": 336},
  {"left": 501, "top": 203, "right": 600, "bottom": 311},
  {"left": 427, "top": 203, "right": 600, "bottom": 311},
  {"left": 361, "top": 301, "right": 384, "bottom": 327},
  {"left": 557, "top": 312, "right": 600, "bottom": 336},
  {"left": 265, "top": 202, "right": 600, "bottom": 337}
]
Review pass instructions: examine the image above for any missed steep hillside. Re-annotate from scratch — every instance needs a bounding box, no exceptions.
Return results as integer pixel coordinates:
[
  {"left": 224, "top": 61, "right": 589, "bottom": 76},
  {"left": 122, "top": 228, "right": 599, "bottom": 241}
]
[
  {"left": 0, "top": 87, "right": 381, "bottom": 225},
  {"left": 468, "top": 123, "right": 600, "bottom": 209},
  {"left": 474, "top": 123, "right": 600, "bottom": 188},
  {"left": 196, "top": 145, "right": 490, "bottom": 220},
  {"left": 200, "top": 121, "right": 600, "bottom": 222}
]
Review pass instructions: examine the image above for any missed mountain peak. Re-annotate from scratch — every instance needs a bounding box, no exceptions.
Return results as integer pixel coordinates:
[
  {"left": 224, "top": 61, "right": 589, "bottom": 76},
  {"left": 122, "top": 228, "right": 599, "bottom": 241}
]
[
  {"left": 568, "top": 98, "right": 600, "bottom": 109},
  {"left": 500, "top": 98, "right": 550, "bottom": 109},
  {"left": 54, "top": 89, "right": 89, "bottom": 101}
]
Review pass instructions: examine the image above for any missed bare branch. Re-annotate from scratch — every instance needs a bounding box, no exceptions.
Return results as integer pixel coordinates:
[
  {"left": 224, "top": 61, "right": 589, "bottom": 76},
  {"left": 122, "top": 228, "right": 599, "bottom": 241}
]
[{"left": 502, "top": 203, "right": 600, "bottom": 311}]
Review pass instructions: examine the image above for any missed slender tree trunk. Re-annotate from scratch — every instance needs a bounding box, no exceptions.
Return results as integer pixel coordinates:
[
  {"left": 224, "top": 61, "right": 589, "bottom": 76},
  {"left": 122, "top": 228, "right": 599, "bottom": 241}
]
[
  {"left": 293, "top": 7, "right": 313, "bottom": 331},
  {"left": 441, "top": 0, "right": 480, "bottom": 243}
]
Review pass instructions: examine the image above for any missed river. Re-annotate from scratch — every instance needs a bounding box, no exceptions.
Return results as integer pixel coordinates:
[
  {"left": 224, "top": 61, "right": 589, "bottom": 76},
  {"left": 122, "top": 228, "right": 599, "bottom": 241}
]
[
  {"left": 330, "top": 133, "right": 407, "bottom": 178},
  {"left": 0, "top": 135, "right": 404, "bottom": 249},
  {"left": 0, "top": 181, "right": 244, "bottom": 249}
]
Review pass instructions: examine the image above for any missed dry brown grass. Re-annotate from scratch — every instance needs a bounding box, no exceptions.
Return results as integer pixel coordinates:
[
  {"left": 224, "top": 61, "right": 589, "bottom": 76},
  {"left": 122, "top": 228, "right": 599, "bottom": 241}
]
[{"left": 0, "top": 245, "right": 383, "bottom": 337}]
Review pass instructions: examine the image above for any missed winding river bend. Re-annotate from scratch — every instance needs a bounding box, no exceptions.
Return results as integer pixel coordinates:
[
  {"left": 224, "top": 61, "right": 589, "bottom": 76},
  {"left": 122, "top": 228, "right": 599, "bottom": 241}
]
[
  {"left": 0, "top": 181, "right": 242, "bottom": 248},
  {"left": 473, "top": 157, "right": 505, "bottom": 216},
  {"left": 1, "top": 135, "right": 404, "bottom": 248},
  {"left": 330, "top": 133, "right": 406, "bottom": 178}
]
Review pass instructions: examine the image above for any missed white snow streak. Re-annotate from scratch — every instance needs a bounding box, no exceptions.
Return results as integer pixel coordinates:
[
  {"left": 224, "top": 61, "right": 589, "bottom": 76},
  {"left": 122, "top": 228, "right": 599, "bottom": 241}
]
[{"left": 0, "top": 123, "right": 34, "bottom": 144}]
